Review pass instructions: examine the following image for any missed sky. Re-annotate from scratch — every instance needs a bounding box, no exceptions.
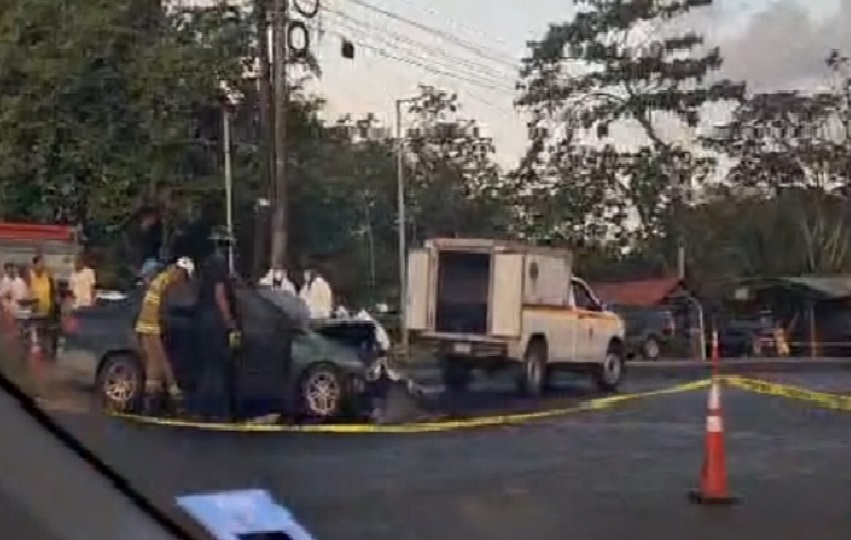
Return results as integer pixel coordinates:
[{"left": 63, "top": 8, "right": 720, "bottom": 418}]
[{"left": 304, "top": 0, "right": 850, "bottom": 168}]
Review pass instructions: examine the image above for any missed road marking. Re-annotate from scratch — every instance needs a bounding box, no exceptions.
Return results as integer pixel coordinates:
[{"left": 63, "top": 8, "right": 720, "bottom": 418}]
[
  {"left": 108, "top": 379, "right": 712, "bottom": 434},
  {"left": 724, "top": 375, "right": 851, "bottom": 411}
]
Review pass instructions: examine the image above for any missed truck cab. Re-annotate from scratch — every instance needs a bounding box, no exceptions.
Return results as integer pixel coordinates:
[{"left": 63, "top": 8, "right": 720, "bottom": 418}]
[{"left": 405, "top": 238, "right": 626, "bottom": 395}]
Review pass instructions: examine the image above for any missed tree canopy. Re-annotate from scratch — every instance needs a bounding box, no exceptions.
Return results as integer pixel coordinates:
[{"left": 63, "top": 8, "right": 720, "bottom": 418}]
[{"left": 3, "top": 0, "right": 851, "bottom": 299}]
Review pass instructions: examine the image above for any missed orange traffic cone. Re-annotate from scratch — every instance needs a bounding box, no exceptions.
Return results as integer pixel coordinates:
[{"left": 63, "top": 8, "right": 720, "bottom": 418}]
[{"left": 688, "top": 378, "right": 738, "bottom": 505}]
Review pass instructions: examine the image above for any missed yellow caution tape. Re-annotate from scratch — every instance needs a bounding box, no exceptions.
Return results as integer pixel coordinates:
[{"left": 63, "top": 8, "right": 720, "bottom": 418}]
[
  {"left": 111, "top": 379, "right": 713, "bottom": 434},
  {"left": 724, "top": 376, "right": 851, "bottom": 411}
]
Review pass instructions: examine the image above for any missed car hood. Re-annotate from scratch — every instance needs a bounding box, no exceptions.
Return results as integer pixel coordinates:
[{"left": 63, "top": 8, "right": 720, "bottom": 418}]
[{"left": 254, "top": 288, "right": 311, "bottom": 330}]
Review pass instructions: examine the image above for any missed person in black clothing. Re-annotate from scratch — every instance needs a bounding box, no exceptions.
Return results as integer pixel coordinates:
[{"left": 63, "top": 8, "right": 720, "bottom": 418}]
[
  {"left": 186, "top": 238, "right": 241, "bottom": 421},
  {"left": 160, "top": 266, "right": 199, "bottom": 399}
]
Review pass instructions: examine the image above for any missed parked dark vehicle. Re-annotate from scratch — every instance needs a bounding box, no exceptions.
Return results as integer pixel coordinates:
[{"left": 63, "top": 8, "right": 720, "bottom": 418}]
[
  {"left": 611, "top": 305, "right": 675, "bottom": 360},
  {"left": 709, "top": 317, "right": 776, "bottom": 358},
  {"left": 56, "top": 286, "right": 374, "bottom": 421}
]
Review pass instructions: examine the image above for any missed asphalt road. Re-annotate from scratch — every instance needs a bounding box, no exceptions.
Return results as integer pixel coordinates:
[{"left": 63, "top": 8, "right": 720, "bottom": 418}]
[{"left": 37, "top": 371, "right": 851, "bottom": 540}]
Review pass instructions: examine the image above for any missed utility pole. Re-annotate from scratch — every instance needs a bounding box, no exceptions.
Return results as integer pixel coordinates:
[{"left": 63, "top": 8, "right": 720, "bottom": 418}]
[
  {"left": 270, "top": 0, "right": 289, "bottom": 268},
  {"left": 222, "top": 105, "right": 235, "bottom": 274},
  {"left": 253, "top": 0, "right": 274, "bottom": 279}
]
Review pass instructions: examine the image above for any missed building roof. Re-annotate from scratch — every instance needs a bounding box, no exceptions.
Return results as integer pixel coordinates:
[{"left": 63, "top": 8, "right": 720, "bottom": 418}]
[
  {"left": 735, "top": 275, "right": 851, "bottom": 300},
  {"left": 590, "top": 277, "right": 684, "bottom": 307},
  {"left": 0, "top": 222, "right": 76, "bottom": 242}
]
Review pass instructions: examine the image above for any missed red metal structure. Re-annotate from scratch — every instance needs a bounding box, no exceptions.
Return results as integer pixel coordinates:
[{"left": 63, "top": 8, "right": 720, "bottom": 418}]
[
  {"left": 0, "top": 222, "right": 80, "bottom": 282},
  {"left": 0, "top": 223, "right": 77, "bottom": 243}
]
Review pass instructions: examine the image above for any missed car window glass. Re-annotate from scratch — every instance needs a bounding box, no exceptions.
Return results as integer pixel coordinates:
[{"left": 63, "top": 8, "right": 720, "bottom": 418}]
[{"left": 571, "top": 281, "right": 598, "bottom": 310}]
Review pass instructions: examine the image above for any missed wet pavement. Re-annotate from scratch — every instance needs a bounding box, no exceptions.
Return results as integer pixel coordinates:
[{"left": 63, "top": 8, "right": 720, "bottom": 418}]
[{"left": 40, "top": 371, "right": 851, "bottom": 540}]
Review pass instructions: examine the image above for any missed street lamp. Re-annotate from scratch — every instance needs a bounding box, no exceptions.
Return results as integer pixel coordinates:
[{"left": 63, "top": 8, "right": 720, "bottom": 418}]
[
  {"left": 395, "top": 97, "right": 416, "bottom": 356},
  {"left": 220, "top": 81, "right": 243, "bottom": 274}
]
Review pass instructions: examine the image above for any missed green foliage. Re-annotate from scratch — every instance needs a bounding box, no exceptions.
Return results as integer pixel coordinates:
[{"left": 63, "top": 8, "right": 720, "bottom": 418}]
[
  {"left": 404, "top": 85, "right": 510, "bottom": 240},
  {"left": 0, "top": 0, "right": 256, "bottom": 227},
  {"left": 287, "top": 85, "right": 512, "bottom": 307},
  {"left": 517, "top": 0, "right": 744, "bottom": 245}
]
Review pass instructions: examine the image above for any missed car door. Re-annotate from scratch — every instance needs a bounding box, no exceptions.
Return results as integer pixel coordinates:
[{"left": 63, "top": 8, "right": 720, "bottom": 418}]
[{"left": 571, "top": 279, "right": 601, "bottom": 362}]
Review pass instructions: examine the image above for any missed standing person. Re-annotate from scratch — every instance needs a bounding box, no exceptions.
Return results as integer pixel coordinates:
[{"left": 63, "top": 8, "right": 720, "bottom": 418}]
[
  {"left": 0, "top": 263, "right": 14, "bottom": 315},
  {"left": 259, "top": 266, "right": 295, "bottom": 294},
  {"left": 68, "top": 255, "right": 96, "bottom": 310},
  {"left": 10, "top": 265, "right": 30, "bottom": 316},
  {"left": 28, "top": 255, "right": 58, "bottom": 358},
  {"left": 160, "top": 260, "right": 199, "bottom": 398},
  {"left": 299, "top": 269, "right": 333, "bottom": 320},
  {"left": 189, "top": 236, "right": 241, "bottom": 421},
  {"left": 134, "top": 257, "right": 194, "bottom": 414}
]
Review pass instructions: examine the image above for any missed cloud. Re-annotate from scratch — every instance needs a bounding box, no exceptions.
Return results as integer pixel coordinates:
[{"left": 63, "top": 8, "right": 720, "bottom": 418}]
[{"left": 716, "top": 0, "right": 851, "bottom": 91}]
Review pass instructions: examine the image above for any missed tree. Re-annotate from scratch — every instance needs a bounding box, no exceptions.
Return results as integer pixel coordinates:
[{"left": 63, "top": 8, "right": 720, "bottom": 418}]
[
  {"left": 0, "top": 0, "right": 253, "bottom": 228},
  {"left": 278, "top": 86, "right": 512, "bottom": 306},
  {"left": 692, "top": 50, "right": 851, "bottom": 278},
  {"left": 702, "top": 91, "right": 848, "bottom": 191},
  {"left": 516, "top": 0, "right": 745, "bottom": 247},
  {"left": 403, "top": 85, "right": 510, "bottom": 240},
  {"left": 705, "top": 50, "right": 851, "bottom": 193},
  {"left": 679, "top": 187, "right": 851, "bottom": 278}
]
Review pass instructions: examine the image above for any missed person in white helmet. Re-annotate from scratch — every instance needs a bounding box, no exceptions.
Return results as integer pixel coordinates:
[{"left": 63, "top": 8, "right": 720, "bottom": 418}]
[{"left": 135, "top": 256, "right": 195, "bottom": 414}]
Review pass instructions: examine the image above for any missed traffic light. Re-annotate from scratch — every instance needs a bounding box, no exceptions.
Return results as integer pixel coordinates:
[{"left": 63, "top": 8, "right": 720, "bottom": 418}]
[{"left": 341, "top": 38, "right": 354, "bottom": 59}]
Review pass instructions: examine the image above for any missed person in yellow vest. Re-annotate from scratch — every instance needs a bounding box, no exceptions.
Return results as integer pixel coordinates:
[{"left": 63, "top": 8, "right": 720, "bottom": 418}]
[
  {"left": 135, "top": 257, "right": 194, "bottom": 414},
  {"left": 28, "top": 255, "right": 58, "bottom": 358}
]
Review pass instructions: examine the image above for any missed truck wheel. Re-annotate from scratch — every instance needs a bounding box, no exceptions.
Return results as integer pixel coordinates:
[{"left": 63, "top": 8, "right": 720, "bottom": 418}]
[
  {"left": 440, "top": 355, "right": 472, "bottom": 393},
  {"left": 516, "top": 339, "right": 547, "bottom": 396},
  {"left": 593, "top": 344, "right": 625, "bottom": 393}
]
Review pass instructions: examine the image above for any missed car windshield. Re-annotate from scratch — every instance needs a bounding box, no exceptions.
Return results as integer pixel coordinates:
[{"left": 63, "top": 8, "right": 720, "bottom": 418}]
[{"left": 2, "top": 2, "right": 845, "bottom": 539}]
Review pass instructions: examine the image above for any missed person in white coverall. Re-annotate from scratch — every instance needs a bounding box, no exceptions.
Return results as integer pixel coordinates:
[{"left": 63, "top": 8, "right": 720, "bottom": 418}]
[
  {"left": 259, "top": 267, "right": 296, "bottom": 294},
  {"left": 299, "top": 269, "right": 333, "bottom": 320}
]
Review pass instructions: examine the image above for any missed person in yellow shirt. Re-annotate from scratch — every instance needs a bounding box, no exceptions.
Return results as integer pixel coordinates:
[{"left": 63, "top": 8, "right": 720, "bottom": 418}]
[
  {"left": 28, "top": 255, "right": 58, "bottom": 358},
  {"left": 135, "top": 257, "right": 194, "bottom": 414}
]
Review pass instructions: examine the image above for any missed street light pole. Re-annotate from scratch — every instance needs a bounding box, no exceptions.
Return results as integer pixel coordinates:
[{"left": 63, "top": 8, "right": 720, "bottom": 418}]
[
  {"left": 395, "top": 98, "right": 409, "bottom": 355},
  {"left": 222, "top": 105, "right": 235, "bottom": 274}
]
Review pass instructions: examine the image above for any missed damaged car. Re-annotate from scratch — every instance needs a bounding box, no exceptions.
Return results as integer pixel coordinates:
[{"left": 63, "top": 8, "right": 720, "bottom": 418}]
[{"left": 57, "top": 284, "right": 381, "bottom": 422}]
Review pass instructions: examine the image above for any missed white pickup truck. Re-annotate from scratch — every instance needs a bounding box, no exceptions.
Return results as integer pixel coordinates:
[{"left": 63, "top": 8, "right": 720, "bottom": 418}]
[{"left": 405, "top": 238, "right": 626, "bottom": 395}]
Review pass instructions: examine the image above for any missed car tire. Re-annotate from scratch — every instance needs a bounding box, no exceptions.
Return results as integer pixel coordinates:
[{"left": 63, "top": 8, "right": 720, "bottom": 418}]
[
  {"left": 95, "top": 353, "right": 144, "bottom": 413},
  {"left": 641, "top": 336, "right": 661, "bottom": 361},
  {"left": 593, "top": 344, "right": 625, "bottom": 393},
  {"left": 516, "top": 339, "right": 547, "bottom": 396},
  {"left": 440, "top": 355, "right": 472, "bottom": 394},
  {"left": 297, "top": 363, "right": 346, "bottom": 421}
]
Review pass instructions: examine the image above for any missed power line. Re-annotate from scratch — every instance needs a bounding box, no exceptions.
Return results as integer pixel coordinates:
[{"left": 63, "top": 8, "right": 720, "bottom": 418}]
[
  {"left": 394, "top": 0, "right": 518, "bottom": 54},
  {"left": 324, "top": 7, "right": 514, "bottom": 85},
  {"left": 337, "top": 0, "right": 520, "bottom": 71},
  {"left": 324, "top": 12, "right": 515, "bottom": 94},
  {"left": 323, "top": 28, "right": 516, "bottom": 95}
]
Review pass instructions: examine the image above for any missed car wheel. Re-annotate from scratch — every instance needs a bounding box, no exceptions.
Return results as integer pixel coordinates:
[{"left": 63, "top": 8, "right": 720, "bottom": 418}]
[
  {"left": 516, "top": 339, "right": 547, "bottom": 396},
  {"left": 593, "top": 345, "right": 625, "bottom": 393},
  {"left": 642, "top": 337, "right": 661, "bottom": 360},
  {"left": 298, "top": 363, "right": 346, "bottom": 420},
  {"left": 96, "top": 354, "right": 144, "bottom": 413}
]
